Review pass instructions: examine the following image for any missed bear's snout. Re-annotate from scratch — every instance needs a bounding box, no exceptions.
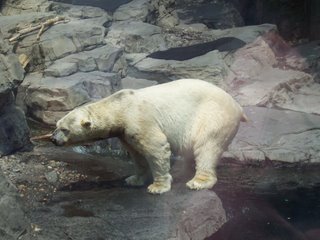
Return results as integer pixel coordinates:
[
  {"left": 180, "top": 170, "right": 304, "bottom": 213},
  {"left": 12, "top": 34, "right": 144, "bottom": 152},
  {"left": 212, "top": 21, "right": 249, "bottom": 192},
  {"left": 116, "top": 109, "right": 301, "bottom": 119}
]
[{"left": 51, "top": 128, "right": 70, "bottom": 146}]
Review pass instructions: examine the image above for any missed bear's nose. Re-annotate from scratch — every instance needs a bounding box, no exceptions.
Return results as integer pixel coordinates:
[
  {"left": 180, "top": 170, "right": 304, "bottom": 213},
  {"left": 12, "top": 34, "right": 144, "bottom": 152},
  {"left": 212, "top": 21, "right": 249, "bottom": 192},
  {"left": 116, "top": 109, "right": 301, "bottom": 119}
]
[{"left": 51, "top": 128, "right": 69, "bottom": 146}]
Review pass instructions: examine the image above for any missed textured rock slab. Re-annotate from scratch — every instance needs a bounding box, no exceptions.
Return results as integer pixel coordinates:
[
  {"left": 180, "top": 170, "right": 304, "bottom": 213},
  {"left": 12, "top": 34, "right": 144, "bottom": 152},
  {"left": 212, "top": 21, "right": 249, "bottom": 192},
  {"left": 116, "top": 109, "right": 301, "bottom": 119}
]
[
  {"left": 0, "top": 53, "right": 25, "bottom": 93},
  {"left": 0, "top": 170, "right": 30, "bottom": 240},
  {"left": 1, "top": 0, "right": 51, "bottom": 15},
  {"left": 113, "top": 0, "right": 152, "bottom": 21},
  {"left": 223, "top": 106, "right": 320, "bottom": 163},
  {"left": 0, "top": 48, "right": 30, "bottom": 156},
  {"left": 106, "top": 21, "right": 166, "bottom": 53},
  {"left": 15, "top": 18, "right": 106, "bottom": 66},
  {"left": 121, "top": 76, "right": 158, "bottom": 89},
  {"left": 129, "top": 50, "right": 229, "bottom": 87},
  {"left": 44, "top": 45, "right": 123, "bottom": 77},
  {"left": 261, "top": 77, "right": 320, "bottom": 115},
  {"left": 23, "top": 145, "right": 226, "bottom": 240},
  {"left": 31, "top": 186, "right": 226, "bottom": 240},
  {"left": 17, "top": 71, "right": 121, "bottom": 125},
  {"left": 176, "top": 0, "right": 244, "bottom": 29},
  {"left": 0, "top": 104, "right": 30, "bottom": 156},
  {"left": 234, "top": 69, "right": 312, "bottom": 106},
  {"left": 227, "top": 36, "right": 278, "bottom": 82},
  {"left": 51, "top": 0, "right": 132, "bottom": 12}
]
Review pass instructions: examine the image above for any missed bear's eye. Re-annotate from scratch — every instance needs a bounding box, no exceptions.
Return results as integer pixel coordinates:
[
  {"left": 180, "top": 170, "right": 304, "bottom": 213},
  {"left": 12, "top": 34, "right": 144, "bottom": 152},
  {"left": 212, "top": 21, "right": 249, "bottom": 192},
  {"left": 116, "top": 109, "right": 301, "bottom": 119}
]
[{"left": 60, "top": 128, "right": 70, "bottom": 136}]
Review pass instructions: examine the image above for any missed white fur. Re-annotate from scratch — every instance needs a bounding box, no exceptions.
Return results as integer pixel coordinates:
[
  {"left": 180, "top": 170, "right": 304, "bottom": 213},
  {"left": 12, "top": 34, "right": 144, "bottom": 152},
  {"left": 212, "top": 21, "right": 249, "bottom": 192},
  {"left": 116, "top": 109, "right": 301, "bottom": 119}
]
[{"left": 55, "top": 79, "right": 246, "bottom": 194}]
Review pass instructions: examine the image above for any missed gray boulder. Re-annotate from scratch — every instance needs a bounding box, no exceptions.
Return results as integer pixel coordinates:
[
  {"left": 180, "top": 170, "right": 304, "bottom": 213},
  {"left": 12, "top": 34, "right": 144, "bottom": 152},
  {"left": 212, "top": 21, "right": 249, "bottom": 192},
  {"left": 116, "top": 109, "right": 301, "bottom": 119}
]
[
  {"left": 106, "top": 21, "right": 166, "bottom": 53},
  {"left": 0, "top": 49, "right": 30, "bottom": 156},
  {"left": 44, "top": 44, "right": 123, "bottom": 77},
  {"left": 13, "top": 18, "right": 106, "bottom": 69},
  {"left": 207, "top": 24, "right": 277, "bottom": 44},
  {"left": 0, "top": 53, "right": 25, "bottom": 92},
  {"left": 17, "top": 71, "right": 121, "bottom": 125},
  {"left": 233, "top": 69, "right": 312, "bottom": 107},
  {"left": 113, "top": 0, "right": 153, "bottom": 21},
  {"left": 0, "top": 170, "right": 30, "bottom": 240},
  {"left": 223, "top": 106, "right": 320, "bottom": 163},
  {"left": 1, "top": 0, "right": 51, "bottom": 15},
  {"left": 226, "top": 35, "right": 278, "bottom": 83},
  {"left": 0, "top": 103, "right": 30, "bottom": 156},
  {"left": 261, "top": 76, "right": 320, "bottom": 115},
  {"left": 176, "top": 0, "right": 244, "bottom": 29},
  {"left": 121, "top": 76, "right": 158, "bottom": 89},
  {"left": 128, "top": 50, "right": 229, "bottom": 87}
]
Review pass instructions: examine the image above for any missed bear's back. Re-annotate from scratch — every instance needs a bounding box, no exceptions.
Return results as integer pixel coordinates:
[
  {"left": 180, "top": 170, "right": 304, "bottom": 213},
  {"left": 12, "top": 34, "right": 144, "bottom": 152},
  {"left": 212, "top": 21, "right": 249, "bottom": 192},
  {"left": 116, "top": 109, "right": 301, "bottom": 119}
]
[{"left": 131, "top": 79, "right": 242, "bottom": 152}]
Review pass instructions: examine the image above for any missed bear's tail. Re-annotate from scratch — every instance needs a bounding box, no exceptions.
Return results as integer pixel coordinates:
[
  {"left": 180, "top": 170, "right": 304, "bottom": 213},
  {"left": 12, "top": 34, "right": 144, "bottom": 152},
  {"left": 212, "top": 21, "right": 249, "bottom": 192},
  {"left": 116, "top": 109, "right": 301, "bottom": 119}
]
[{"left": 240, "top": 112, "right": 249, "bottom": 122}]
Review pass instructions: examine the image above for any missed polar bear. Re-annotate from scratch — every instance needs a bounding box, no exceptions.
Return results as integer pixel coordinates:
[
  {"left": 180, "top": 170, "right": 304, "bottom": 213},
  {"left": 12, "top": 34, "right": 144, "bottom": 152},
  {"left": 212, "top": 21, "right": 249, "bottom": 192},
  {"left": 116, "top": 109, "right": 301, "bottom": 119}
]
[{"left": 51, "top": 79, "right": 247, "bottom": 194}]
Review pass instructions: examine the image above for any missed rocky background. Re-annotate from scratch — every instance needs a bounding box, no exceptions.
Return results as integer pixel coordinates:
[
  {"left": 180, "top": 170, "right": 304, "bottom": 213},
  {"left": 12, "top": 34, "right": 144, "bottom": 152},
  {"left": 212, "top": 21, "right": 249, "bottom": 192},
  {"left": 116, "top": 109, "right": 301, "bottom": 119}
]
[{"left": 0, "top": 0, "right": 320, "bottom": 239}]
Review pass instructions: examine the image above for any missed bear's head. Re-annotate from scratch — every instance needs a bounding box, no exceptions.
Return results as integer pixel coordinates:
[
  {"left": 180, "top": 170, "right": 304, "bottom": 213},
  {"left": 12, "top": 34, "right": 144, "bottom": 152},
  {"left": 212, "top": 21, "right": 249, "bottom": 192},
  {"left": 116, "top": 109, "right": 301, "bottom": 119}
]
[{"left": 51, "top": 107, "right": 102, "bottom": 146}]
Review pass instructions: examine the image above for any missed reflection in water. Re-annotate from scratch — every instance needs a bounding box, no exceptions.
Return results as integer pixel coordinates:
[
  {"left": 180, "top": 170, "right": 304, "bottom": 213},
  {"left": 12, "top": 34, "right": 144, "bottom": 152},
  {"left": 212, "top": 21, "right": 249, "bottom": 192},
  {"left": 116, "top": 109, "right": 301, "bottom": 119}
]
[{"left": 207, "top": 165, "right": 320, "bottom": 240}]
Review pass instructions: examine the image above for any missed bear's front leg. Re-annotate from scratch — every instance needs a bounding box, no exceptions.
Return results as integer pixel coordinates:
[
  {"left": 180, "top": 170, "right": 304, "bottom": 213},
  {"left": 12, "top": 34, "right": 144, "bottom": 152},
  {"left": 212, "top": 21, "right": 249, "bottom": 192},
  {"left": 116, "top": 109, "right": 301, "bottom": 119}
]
[
  {"left": 121, "top": 140, "right": 151, "bottom": 187},
  {"left": 126, "top": 129, "right": 172, "bottom": 194},
  {"left": 145, "top": 139, "right": 172, "bottom": 194}
]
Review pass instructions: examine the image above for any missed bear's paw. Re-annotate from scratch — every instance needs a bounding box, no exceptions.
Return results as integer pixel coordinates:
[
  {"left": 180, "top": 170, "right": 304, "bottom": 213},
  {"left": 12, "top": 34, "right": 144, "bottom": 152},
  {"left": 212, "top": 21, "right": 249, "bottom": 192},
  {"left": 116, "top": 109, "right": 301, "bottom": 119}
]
[
  {"left": 186, "top": 172, "right": 217, "bottom": 190},
  {"left": 125, "top": 175, "right": 147, "bottom": 186},
  {"left": 147, "top": 174, "right": 172, "bottom": 194}
]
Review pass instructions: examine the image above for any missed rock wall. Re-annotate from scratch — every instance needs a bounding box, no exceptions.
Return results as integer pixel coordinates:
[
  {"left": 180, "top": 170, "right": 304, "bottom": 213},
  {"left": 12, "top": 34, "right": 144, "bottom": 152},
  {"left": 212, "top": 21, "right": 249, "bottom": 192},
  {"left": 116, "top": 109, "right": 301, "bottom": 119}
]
[
  {"left": 0, "top": 27, "right": 30, "bottom": 156},
  {"left": 0, "top": 169, "right": 30, "bottom": 240}
]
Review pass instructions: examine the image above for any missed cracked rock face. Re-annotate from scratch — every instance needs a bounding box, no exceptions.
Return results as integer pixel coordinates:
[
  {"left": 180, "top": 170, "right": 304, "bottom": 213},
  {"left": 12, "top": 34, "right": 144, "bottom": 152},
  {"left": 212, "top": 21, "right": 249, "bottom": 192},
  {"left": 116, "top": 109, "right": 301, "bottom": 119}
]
[{"left": 0, "top": 31, "right": 30, "bottom": 156}]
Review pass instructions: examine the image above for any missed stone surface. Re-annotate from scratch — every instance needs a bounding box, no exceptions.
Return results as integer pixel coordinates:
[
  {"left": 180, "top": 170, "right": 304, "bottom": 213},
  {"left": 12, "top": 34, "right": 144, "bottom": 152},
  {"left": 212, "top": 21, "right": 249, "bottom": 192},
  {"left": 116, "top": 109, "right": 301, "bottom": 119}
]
[
  {"left": 12, "top": 17, "right": 107, "bottom": 69},
  {"left": 1, "top": 0, "right": 51, "bottom": 15},
  {"left": 121, "top": 76, "right": 158, "bottom": 89},
  {"left": 261, "top": 76, "right": 320, "bottom": 115},
  {"left": 233, "top": 69, "right": 312, "bottom": 107},
  {"left": 17, "top": 71, "right": 121, "bottom": 125},
  {"left": 44, "top": 44, "right": 123, "bottom": 77},
  {"left": 0, "top": 104, "right": 31, "bottom": 156},
  {"left": 0, "top": 170, "right": 30, "bottom": 240},
  {"left": 113, "top": 0, "right": 152, "bottom": 21},
  {"left": 0, "top": 53, "right": 25, "bottom": 93},
  {"left": 25, "top": 144, "right": 227, "bottom": 240},
  {"left": 32, "top": 188, "right": 226, "bottom": 240},
  {"left": 223, "top": 106, "right": 320, "bottom": 163},
  {"left": 176, "top": 0, "right": 244, "bottom": 29},
  {"left": 284, "top": 40, "right": 320, "bottom": 83},
  {"left": 106, "top": 21, "right": 166, "bottom": 53},
  {"left": 128, "top": 50, "right": 229, "bottom": 87},
  {"left": 227, "top": 36, "right": 278, "bottom": 83},
  {"left": 51, "top": 0, "right": 132, "bottom": 12},
  {"left": 0, "top": 38, "right": 30, "bottom": 156}
]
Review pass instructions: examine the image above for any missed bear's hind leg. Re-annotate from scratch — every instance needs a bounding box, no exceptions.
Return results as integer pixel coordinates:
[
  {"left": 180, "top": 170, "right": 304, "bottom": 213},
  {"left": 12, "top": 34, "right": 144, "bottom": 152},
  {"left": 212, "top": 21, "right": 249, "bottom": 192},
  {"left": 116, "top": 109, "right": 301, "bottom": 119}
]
[{"left": 186, "top": 142, "right": 223, "bottom": 190}]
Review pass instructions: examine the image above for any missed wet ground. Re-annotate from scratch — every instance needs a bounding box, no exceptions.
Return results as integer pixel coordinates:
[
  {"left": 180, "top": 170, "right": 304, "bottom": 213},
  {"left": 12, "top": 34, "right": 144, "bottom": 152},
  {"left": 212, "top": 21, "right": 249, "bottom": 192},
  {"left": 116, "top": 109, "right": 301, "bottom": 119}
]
[{"left": 1, "top": 128, "right": 320, "bottom": 239}]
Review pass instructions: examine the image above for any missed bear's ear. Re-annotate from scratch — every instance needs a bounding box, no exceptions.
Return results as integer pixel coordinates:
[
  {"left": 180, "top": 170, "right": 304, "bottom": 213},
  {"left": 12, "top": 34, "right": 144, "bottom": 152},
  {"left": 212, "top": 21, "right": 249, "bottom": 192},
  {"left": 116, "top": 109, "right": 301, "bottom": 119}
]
[{"left": 81, "top": 120, "right": 91, "bottom": 129}]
